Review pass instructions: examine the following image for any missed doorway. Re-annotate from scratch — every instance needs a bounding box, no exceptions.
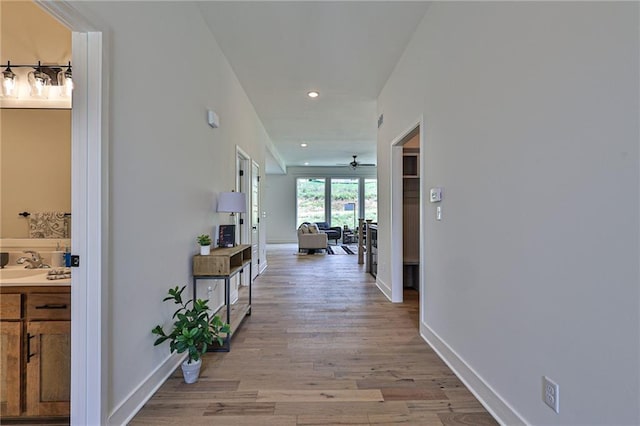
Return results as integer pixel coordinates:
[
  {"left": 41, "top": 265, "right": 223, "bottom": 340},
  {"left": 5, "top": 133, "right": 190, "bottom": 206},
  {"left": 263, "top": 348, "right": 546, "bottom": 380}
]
[
  {"left": 37, "top": 2, "right": 106, "bottom": 424},
  {"left": 390, "top": 120, "right": 423, "bottom": 308}
]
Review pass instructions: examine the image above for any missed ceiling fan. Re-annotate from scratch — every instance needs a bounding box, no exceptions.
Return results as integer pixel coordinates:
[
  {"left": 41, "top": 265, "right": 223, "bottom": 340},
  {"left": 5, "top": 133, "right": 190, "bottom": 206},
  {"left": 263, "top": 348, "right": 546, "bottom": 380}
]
[{"left": 343, "top": 155, "right": 376, "bottom": 170}]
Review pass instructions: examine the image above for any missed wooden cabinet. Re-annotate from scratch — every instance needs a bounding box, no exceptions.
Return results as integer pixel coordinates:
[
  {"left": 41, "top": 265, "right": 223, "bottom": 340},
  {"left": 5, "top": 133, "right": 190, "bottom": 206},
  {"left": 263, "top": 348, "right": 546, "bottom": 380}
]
[
  {"left": 26, "top": 321, "right": 71, "bottom": 416},
  {"left": 193, "top": 245, "right": 252, "bottom": 351},
  {"left": 0, "top": 286, "right": 70, "bottom": 420},
  {"left": 0, "top": 321, "right": 21, "bottom": 416}
]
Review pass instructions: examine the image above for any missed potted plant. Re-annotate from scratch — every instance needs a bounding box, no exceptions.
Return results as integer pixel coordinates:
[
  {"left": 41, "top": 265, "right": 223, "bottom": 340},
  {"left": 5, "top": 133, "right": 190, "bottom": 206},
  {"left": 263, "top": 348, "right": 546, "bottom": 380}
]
[
  {"left": 197, "top": 234, "right": 212, "bottom": 255},
  {"left": 151, "top": 285, "right": 230, "bottom": 383}
]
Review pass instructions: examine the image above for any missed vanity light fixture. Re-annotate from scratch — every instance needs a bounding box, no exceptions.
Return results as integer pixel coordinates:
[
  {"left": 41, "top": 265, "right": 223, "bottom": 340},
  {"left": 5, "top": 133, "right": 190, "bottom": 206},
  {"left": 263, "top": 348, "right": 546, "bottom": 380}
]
[
  {"left": 28, "top": 62, "right": 51, "bottom": 98},
  {"left": 57, "top": 62, "right": 73, "bottom": 97},
  {"left": 1, "top": 62, "right": 17, "bottom": 98},
  {"left": 1, "top": 60, "right": 73, "bottom": 99},
  {"left": 307, "top": 90, "right": 319, "bottom": 98}
]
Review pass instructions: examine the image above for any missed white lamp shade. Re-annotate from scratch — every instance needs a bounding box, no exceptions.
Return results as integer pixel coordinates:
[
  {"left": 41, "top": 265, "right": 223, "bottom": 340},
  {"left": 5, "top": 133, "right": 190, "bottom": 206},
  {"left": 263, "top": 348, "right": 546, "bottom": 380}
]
[{"left": 217, "top": 191, "right": 246, "bottom": 213}]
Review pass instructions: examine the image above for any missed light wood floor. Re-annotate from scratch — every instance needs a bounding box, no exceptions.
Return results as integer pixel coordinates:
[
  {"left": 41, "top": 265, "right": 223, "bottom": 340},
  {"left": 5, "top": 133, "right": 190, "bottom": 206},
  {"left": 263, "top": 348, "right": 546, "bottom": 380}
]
[{"left": 130, "top": 244, "right": 497, "bottom": 426}]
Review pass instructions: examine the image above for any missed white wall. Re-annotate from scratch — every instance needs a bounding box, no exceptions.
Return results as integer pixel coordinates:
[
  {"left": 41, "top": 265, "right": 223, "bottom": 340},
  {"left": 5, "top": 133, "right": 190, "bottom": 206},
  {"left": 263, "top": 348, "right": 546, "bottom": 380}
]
[
  {"left": 377, "top": 2, "right": 639, "bottom": 425},
  {"left": 66, "top": 2, "right": 271, "bottom": 423},
  {"left": 265, "top": 166, "right": 377, "bottom": 243}
]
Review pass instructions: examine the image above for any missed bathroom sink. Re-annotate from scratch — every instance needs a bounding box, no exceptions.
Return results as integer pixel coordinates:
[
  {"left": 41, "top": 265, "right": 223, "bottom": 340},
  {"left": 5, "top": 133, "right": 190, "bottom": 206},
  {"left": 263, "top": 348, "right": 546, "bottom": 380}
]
[
  {"left": 0, "top": 267, "right": 68, "bottom": 286},
  {"left": 0, "top": 268, "right": 47, "bottom": 279}
]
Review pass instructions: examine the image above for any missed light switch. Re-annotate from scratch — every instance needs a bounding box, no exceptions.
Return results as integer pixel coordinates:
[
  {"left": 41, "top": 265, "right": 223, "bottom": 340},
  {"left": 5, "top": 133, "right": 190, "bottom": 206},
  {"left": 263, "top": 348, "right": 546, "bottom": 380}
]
[{"left": 430, "top": 187, "right": 442, "bottom": 203}]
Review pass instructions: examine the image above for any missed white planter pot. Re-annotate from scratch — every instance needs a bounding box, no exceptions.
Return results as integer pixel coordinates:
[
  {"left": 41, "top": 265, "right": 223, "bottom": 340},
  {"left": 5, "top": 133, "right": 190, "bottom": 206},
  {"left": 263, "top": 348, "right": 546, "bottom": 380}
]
[
  {"left": 181, "top": 358, "right": 202, "bottom": 384},
  {"left": 200, "top": 245, "right": 211, "bottom": 256}
]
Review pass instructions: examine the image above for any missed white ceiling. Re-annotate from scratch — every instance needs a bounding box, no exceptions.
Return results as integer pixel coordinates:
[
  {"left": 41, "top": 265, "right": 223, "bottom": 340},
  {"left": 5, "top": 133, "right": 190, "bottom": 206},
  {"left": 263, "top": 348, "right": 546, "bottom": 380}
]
[{"left": 198, "top": 1, "right": 430, "bottom": 173}]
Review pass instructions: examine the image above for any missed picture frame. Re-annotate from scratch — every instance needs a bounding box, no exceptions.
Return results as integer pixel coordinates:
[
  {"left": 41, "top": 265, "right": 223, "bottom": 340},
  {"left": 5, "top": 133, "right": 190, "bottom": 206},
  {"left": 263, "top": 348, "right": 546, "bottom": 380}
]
[{"left": 217, "top": 224, "right": 236, "bottom": 248}]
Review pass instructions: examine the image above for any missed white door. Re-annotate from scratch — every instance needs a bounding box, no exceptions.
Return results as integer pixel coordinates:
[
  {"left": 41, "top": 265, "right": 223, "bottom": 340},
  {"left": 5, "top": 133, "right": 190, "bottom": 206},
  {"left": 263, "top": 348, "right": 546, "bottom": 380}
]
[{"left": 251, "top": 161, "right": 260, "bottom": 280}]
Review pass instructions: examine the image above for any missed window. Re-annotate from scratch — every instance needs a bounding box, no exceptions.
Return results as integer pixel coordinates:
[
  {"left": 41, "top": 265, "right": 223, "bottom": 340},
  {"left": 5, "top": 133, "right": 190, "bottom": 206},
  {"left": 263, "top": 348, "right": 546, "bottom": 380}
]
[
  {"left": 364, "top": 178, "right": 378, "bottom": 223},
  {"left": 296, "top": 178, "right": 325, "bottom": 226},
  {"left": 296, "top": 177, "right": 377, "bottom": 230},
  {"left": 331, "top": 178, "right": 359, "bottom": 230}
]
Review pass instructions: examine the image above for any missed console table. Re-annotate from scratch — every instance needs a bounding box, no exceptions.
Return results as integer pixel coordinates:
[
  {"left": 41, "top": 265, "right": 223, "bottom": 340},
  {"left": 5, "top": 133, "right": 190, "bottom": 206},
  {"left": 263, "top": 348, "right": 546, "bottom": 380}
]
[{"left": 192, "top": 244, "right": 252, "bottom": 351}]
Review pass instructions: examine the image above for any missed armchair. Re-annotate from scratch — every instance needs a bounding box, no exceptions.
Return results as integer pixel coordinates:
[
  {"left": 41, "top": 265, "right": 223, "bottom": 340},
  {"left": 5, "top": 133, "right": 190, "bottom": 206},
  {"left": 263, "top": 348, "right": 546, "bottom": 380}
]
[
  {"left": 297, "top": 223, "right": 328, "bottom": 253},
  {"left": 314, "top": 222, "right": 342, "bottom": 245}
]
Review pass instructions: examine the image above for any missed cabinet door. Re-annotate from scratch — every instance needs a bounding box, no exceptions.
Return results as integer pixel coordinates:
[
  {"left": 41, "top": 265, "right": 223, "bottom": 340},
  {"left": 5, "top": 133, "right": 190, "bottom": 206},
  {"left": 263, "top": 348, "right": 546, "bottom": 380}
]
[
  {"left": 0, "top": 321, "right": 21, "bottom": 416},
  {"left": 25, "top": 321, "right": 70, "bottom": 417}
]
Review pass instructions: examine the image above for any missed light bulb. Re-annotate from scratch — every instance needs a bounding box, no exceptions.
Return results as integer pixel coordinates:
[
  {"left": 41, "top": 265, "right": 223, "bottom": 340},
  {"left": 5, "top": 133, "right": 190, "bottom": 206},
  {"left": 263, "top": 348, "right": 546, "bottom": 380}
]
[
  {"left": 58, "top": 63, "right": 73, "bottom": 97},
  {"left": 2, "top": 76, "right": 15, "bottom": 96},
  {"left": 1, "top": 63, "right": 17, "bottom": 98},
  {"left": 35, "top": 77, "right": 45, "bottom": 96},
  {"left": 28, "top": 64, "right": 50, "bottom": 99}
]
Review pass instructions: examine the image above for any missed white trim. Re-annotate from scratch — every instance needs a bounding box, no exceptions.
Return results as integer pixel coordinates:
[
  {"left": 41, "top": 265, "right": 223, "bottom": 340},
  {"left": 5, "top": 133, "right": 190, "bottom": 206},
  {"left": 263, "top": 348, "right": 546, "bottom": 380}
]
[
  {"left": 417, "top": 117, "right": 426, "bottom": 325},
  {"left": 70, "top": 30, "right": 107, "bottom": 426},
  {"left": 259, "top": 262, "right": 268, "bottom": 274},
  {"left": 37, "top": 2, "right": 107, "bottom": 424},
  {"left": 236, "top": 146, "right": 251, "bottom": 245},
  {"left": 251, "top": 160, "right": 261, "bottom": 281},
  {"left": 107, "top": 354, "right": 186, "bottom": 425},
  {"left": 420, "top": 323, "right": 527, "bottom": 426},
  {"left": 390, "top": 140, "right": 403, "bottom": 303},
  {"left": 375, "top": 277, "right": 393, "bottom": 302},
  {"left": 70, "top": 31, "right": 89, "bottom": 426},
  {"left": 85, "top": 30, "right": 107, "bottom": 426},
  {"left": 389, "top": 120, "right": 421, "bottom": 303}
]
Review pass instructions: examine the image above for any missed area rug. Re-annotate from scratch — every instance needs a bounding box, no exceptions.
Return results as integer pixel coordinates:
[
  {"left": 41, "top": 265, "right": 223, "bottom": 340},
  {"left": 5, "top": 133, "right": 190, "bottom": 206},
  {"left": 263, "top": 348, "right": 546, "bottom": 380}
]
[{"left": 327, "top": 245, "right": 357, "bottom": 255}]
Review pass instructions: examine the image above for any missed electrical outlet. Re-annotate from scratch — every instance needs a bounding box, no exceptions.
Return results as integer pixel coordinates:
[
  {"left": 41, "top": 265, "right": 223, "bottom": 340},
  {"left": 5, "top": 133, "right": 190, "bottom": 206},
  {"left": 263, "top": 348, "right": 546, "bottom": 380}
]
[{"left": 542, "top": 376, "right": 560, "bottom": 413}]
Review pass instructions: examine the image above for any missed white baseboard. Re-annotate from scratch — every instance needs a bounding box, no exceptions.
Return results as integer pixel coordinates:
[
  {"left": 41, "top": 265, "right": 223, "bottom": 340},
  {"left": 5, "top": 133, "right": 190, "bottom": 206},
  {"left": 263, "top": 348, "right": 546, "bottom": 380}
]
[
  {"left": 259, "top": 262, "right": 268, "bottom": 274},
  {"left": 375, "top": 277, "right": 392, "bottom": 301},
  {"left": 420, "top": 323, "right": 526, "bottom": 426},
  {"left": 266, "top": 239, "right": 297, "bottom": 244},
  {"left": 107, "top": 352, "right": 186, "bottom": 425}
]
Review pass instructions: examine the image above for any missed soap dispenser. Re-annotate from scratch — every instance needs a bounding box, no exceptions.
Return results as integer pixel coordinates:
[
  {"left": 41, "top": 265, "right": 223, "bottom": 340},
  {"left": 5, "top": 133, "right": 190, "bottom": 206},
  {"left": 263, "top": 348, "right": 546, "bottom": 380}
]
[{"left": 64, "top": 246, "right": 71, "bottom": 268}]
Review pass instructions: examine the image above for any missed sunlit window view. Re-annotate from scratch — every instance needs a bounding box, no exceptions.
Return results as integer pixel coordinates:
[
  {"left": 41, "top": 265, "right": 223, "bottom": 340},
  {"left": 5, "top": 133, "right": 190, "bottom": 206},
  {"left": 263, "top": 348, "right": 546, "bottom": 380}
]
[
  {"left": 297, "top": 177, "right": 377, "bottom": 229},
  {"left": 364, "top": 178, "right": 378, "bottom": 223},
  {"left": 331, "top": 179, "right": 359, "bottom": 230},
  {"left": 296, "top": 178, "right": 325, "bottom": 226}
]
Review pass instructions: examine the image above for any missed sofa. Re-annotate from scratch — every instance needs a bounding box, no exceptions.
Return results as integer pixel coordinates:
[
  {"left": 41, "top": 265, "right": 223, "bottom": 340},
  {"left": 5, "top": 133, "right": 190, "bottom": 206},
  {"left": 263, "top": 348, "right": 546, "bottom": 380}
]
[
  {"left": 297, "top": 223, "right": 328, "bottom": 253},
  {"left": 314, "top": 222, "right": 342, "bottom": 245}
]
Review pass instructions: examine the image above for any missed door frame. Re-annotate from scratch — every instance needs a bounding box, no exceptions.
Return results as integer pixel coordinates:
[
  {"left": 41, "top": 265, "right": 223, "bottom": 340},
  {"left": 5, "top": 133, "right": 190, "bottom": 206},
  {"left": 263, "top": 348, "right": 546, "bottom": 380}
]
[
  {"left": 37, "top": 1, "right": 107, "bottom": 424},
  {"left": 236, "top": 147, "right": 251, "bottom": 285},
  {"left": 236, "top": 146, "right": 251, "bottom": 245},
  {"left": 251, "top": 160, "right": 260, "bottom": 280},
  {"left": 389, "top": 117, "right": 423, "bottom": 304}
]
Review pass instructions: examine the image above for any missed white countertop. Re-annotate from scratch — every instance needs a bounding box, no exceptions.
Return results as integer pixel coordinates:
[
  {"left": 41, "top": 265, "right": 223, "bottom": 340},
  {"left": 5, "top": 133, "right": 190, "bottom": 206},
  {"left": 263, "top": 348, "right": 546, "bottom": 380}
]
[{"left": 0, "top": 266, "right": 71, "bottom": 287}]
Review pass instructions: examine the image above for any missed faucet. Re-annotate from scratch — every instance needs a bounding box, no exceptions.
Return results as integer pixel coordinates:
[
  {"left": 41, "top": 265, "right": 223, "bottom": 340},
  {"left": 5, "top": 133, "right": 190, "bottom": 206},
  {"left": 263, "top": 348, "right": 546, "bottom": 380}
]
[{"left": 17, "top": 250, "right": 50, "bottom": 269}]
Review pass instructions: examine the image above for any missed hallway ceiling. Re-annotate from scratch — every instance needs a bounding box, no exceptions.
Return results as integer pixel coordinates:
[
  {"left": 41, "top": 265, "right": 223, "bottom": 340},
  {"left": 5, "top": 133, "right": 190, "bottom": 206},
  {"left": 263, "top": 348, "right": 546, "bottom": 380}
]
[{"left": 198, "top": 2, "right": 430, "bottom": 172}]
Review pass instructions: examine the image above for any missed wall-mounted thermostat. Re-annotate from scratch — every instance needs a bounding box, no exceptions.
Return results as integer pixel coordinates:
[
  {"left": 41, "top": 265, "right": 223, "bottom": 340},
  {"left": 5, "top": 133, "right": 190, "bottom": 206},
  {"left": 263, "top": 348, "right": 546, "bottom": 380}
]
[{"left": 430, "top": 187, "right": 442, "bottom": 203}]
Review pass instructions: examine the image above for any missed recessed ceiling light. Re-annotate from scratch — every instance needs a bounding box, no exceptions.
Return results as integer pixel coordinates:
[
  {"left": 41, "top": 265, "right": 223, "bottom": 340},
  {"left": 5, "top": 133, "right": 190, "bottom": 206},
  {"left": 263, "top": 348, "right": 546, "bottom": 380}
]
[
  {"left": 304, "top": 162, "right": 309, "bottom": 166},
  {"left": 307, "top": 91, "right": 319, "bottom": 98},
  {"left": 300, "top": 143, "right": 308, "bottom": 147}
]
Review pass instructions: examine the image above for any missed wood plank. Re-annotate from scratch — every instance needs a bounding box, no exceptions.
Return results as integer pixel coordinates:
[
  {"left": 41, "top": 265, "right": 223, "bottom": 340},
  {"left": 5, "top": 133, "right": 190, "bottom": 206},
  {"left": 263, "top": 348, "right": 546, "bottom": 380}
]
[
  {"left": 274, "top": 401, "right": 411, "bottom": 416},
  {"left": 257, "top": 389, "right": 383, "bottom": 403},
  {"left": 130, "top": 243, "right": 497, "bottom": 425}
]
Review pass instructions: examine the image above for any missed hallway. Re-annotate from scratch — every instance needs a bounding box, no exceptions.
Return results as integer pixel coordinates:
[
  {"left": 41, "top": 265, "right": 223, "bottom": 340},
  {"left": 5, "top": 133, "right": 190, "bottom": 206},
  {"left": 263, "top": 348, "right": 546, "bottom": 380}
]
[{"left": 131, "top": 244, "right": 497, "bottom": 425}]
